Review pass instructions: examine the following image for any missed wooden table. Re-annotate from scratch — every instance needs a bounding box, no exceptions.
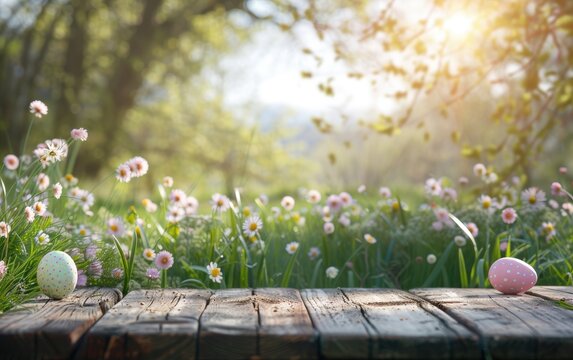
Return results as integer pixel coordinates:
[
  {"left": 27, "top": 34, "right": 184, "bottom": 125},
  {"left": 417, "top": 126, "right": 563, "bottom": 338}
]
[{"left": 0, "top": 287, "right": 572, "bottom": 359}]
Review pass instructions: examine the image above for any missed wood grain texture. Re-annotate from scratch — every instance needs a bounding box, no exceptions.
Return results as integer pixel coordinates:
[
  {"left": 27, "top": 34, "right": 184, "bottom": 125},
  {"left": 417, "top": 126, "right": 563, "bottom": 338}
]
[
  {"left": 198, "top": 288, "right": 257, "bottom": 360},
  {"left": 255, "top": 288, "right": 317, "bottom": 359},
  {"left": 527, "top": 286, "right": 573, "bottom": 306},
  {"left": 342, "top": 288, "right": 480, "bottom": 359},
  {"left": 301, "top": 288, "right": 479, "bottom": 359},
  {"left": 0, "top": 287, "right": 121, "bottom": 360},
  {"left": 301, "top": 288, "right": 372, "bottom": 359},
  {"left": 82, "top": 289, "right": 211, "bottom": 360},
  {"left": 411, "top": 288, "right": 573, "bottom": 360}
]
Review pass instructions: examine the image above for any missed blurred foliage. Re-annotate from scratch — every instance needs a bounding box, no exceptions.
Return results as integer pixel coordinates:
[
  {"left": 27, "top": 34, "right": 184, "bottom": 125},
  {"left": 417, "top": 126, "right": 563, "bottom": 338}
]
[
  {"left": 2, "top": 0, "right": 573, "bottom": 197},
  {"left": 0, "top": 0, "right": 308, "bottom": 195},
  {"left": 299, "top": 0, "right": 573, "bottom": 186}
]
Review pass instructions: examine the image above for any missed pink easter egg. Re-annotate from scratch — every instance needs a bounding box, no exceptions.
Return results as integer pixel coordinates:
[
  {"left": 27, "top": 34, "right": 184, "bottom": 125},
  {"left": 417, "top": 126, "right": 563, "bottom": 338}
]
[{"left": 488, "top": 257, "right": 537, "bottom": 295}]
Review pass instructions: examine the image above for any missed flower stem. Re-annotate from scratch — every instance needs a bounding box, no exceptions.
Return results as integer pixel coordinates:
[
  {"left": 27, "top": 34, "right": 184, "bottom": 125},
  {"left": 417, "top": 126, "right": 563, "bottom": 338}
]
[{"left": 161, "top": 269, "right": 167, "bottom": 289}]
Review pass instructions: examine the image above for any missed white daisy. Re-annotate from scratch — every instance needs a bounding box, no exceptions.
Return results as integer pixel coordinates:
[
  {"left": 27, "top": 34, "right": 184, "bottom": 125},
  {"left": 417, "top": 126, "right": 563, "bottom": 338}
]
[
  {"left": 166, "top": 205, "right": 185, "bottom": 223},
  {"left": 521, "top": 187, "right": 546, "bottom": 209},
  {"left": 52, "top": 183, "right": 63, "bottom": 199},
  {"left": 206, "top": 262, "right": 223, "bottom": 283},
  {"left": 323, "top": 222, "right": 335, "bottom": 234},
  {"left": 454, "top": 236, "right": 467, "bottom": 247},
  {"left": 127, "top": 156, "right": 149, "bottom": 177},
  {"left": 169, "top": 189, "right": 187, "bottom": 207},
  {"left": 242, "top": 215, "right": 263, "bottom": 237},
  {"left": 29, "top": 100, "right": 48, "bottom": 118},
  {"left": 379, "top": 187, "right": 392, "bottom": 198},
  {"left": 211, "top": 193, "right": 230, "bottom": 212},
  {"left": 285, "top": 241, "right": 299, "bottom": 255},
  {"left": 325, "top": 266, "right": 339, "bottom": 279},
  {"left": 107, "top": 217, "right": 125, "bottom": 236},
  {"left": 115, "top": 164, "right": 131, "bottom": 183},
  {"left": 281, "top": 196, "right": 295, "bottom": 211},
  {"left": 35, "top": 231, "right": 50, "bottom": 245},
  {"left": 36, "top": 173, "right": 50, "bottom": 191},
  {"left": 479, "top": 195, "right": 493, "bottom": 211},
  {"left": 425, "top": 178, "right": 442, "bottom": 196},
  {"left": 427, "top": 254, "right": 437, "bottom": 264},
  {"left": 364, "top": 233, "right": 377, "bottom": 244},
  {"left": 185, "top": 196, "right": 199, "bottom": 215},
  {"left": 473, "top": 163, "right": 486, "bottom": 177},
  {"left": 61, "top": 174, "right": 78, "bottom": 187},
  {"left": 339, "top": 192, "right": 353, "bottom": 206},
  {"left": 24, "top": 207, "right": 35, "bottom": 223},
  {"left": 326, "top": 194, "right": 342, "bottom": 212},
  {"left": 0, "top": 222, "right": 10, "bottom": 238},
  {"left": 33, "top": 201, "right": 47, "bottom": 216},
  {"left": 307, "top": 190, "right": 321, "bottom": 204},
  {"left": 162, "top": 176, "right": 174, "bottom": 188},
  {"left": 308, "top": 247, "right": 321, "bottom": 260}
]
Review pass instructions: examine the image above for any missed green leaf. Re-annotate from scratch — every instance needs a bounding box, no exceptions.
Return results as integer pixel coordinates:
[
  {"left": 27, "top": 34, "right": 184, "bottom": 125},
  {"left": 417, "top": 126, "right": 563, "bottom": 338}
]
[
  {"left": 180, "top": 278, "right": 208, "bottom": 289},
  {"left": 458, "top": 249, "right": 468, "bottom": 288},
  {"left": 556, "top": 300, "right": 573, "bottom": 311},
  {"left": 310, "top": 258, "right": 323, "bottom": 288},
  {"left": 423, "top": 242, "right": 454, "bottom": 287},
  {"left": 281, "top": 250, "right": 298, "bottom": 287},
  {"left": 128, "top": 232, "right": 138, "bottom": 287},
  {"left": 240, "top": 248, "right": 248, "bottom": 288},
  {"left": 112, "top": 235, "right": 129, "bottom": 296},
  {"left": 477, "top": 258, "right": 486, "bottom": 288},
  {"left": 0, "top": 176, "right": 7, "bottom": 213},
  {"left": 556, "top": 15, "right": 573, "bottom": 31}
]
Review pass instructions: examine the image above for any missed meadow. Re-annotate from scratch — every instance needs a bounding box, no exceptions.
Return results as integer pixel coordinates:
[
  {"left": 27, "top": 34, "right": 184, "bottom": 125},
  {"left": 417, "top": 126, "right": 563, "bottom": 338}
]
[{"left": 1, "top": 101, "right": 571, "bottom": 312}]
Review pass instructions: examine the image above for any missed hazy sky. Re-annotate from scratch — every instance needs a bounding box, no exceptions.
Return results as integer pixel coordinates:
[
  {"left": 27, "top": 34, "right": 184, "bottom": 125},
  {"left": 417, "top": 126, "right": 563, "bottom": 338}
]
[{"left": 219, "top": 1, "right": 402, "bottom": 125}]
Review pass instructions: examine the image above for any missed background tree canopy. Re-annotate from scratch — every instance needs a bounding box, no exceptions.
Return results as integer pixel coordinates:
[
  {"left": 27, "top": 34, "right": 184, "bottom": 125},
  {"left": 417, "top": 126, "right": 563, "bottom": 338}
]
[
  {"left": 300, "top": 0, "right": 573, "bottom": 191},
  {"left": 1, "top": 0, "right": 572, "bottom": 200}
]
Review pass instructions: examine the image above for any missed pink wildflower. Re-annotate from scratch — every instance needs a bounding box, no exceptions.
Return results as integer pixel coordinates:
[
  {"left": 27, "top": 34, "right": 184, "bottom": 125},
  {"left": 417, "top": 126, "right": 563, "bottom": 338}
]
[
  {"left": 29, "top": 100, "right": 48, "bottom": 118},
  {"left": 76, "top": 270, "right": 88, "bottom": 287},
  {"left": 155, "top": 250, "right": 174, "bottom": 270},
  {"left": 551, "top": 182, "right": 564, "bottom": 196},
  {"left": 0, "top": 260, "right": 7, "bottom": 280},
  {"left": 70, "top": 128, "right": 88, "bottom": 141},
  {"left": 146, "top": 268, "right": 160, "bottom": 280},
  {"left": 3, "top": 155, "right": 19, "bottom": 170},
  {"left": 501, "top": 208, "right": 517, "bottom": 224}
]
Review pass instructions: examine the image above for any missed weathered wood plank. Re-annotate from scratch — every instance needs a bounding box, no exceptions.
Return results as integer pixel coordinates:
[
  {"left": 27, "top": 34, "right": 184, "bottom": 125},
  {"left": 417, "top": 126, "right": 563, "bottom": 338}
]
[
  {"left": 301, "top": 288, "right": 479, "bottom": 359},
  {"left": 198, "top": 288, "right": 258, "bottom": 360},
  {"left": 412, "top": 288, "right": 573, "bottom": 360},
  {"left": 0, "top": 287, "right": 121, "bottom": 360},
  {"left": 527, "top": 286, "right": 573, "bottom": 306},
  {"left": 301, "top": 288, "right": 372, "bottom": 359},
  {"left": 343, "top": 288, "right": 480, "bottom": 359},
  {"left": 255, "top": 288, "right": 317, "bottom": 359},
  {"left": 81, "top": 289, "right": 211, "bottom": 360}
]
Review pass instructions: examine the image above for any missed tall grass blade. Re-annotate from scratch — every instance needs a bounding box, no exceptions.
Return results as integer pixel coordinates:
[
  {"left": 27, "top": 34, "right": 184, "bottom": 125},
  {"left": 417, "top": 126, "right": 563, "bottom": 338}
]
[
  {"left": 112, "top": 235, "right": 129, "bottom": 296},
  {"left": 449, "top": 213, "right": 478, "bottom": 256},
  {"left": 281, "top": 250, "right": 298, "bottom": 287},
  {"left": 423, "top": 242, "right": 454, "bottom": 287},
  {"left": 477, "top": 258, "right": 486, "bottom": 288},
  {"left": 310, "top": 258, "right": 323, "bottom": 288},
  {"left": 458, "top": 248, "right": 468, "bottom": 288}
]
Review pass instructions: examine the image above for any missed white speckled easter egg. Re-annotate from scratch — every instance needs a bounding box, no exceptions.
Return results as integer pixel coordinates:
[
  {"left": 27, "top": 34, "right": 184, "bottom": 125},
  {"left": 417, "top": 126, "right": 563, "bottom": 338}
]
[
  {"left": 37, "top": 251, "right": 78, "bottom": 299},
  {"left": 488, "top": 257, "right": 537, "bottom": 295}
]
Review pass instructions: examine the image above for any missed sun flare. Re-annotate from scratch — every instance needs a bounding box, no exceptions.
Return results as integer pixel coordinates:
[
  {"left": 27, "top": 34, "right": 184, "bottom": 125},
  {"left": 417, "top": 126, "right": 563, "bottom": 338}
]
[{"left": 443, "top": 13, "right": 475, "bottom": 40}]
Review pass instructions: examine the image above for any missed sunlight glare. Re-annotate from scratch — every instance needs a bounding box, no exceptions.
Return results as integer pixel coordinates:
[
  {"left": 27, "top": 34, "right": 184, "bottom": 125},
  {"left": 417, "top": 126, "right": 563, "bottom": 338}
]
[{"left": 443, "top": 13, "right": 475, "bottom": 40}]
